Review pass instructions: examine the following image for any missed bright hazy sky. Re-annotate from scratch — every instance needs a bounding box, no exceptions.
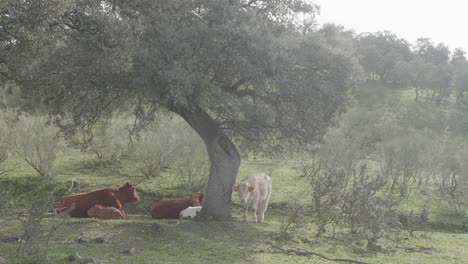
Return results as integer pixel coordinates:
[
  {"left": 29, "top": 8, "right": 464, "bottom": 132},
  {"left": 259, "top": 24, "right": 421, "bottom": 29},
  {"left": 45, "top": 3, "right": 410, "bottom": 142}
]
[{"left": 313, "top": 0, "right": 468, "bottom": 52}]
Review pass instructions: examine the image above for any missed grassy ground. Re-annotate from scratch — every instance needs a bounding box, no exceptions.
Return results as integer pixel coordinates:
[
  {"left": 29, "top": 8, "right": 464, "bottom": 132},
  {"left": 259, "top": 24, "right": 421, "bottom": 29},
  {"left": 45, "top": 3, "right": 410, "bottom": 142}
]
[
  {"left": 1, "top": 213, "right": 467, "bottom": 263},
  {"left": 1, "top": 149, "right": 467, "bottom": 264}
]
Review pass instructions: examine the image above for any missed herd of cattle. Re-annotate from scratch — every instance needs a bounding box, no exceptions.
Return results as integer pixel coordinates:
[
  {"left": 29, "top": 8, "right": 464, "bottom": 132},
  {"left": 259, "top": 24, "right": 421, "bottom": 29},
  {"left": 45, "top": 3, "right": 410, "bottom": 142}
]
[{"left": 54, "top": 173, "right": 272, "bottom": 223}]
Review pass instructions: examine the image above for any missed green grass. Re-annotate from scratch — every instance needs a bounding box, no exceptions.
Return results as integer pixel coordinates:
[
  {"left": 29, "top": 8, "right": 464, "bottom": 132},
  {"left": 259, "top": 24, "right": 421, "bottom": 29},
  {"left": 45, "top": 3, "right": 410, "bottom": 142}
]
[
  {"left": 2, "top": 212, "right": 467, "bottom": 264},
  {"left": 1, "top": 150, "right": 468, "bottom": 264}
]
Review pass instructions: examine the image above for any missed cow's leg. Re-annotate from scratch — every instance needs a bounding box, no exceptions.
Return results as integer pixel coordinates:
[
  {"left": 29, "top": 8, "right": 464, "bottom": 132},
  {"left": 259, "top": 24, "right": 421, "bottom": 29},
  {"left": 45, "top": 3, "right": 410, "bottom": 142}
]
[
  {"left": 257, "top": 202, "right": 265, "bottom": 223},
  {"left": 259, "top": 199, "right": 269, "bottom": 223},
  {"left": 253, "top": 208, "right": 258, "bottom": 223},
  {"left": 258, "top": 204, "right": 264, "bottom": 223},
  {"left": 243, "top": 206, "right": 248, "bottom": 222}
]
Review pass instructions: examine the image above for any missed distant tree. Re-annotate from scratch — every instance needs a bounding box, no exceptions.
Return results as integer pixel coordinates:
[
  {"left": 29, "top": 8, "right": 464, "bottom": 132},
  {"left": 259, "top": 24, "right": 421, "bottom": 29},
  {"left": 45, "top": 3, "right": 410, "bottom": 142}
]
[
  {"left": 415, "top": 38, "right": 450, "bottom": 65},
  {"left": 451, "top": 48, "right": 467, "bottom": 66},
  {"left": 1, "top": 0, "right": 358, "bottom": 220},
  {"left": 413, "top": 38, "right": 453, "bottom": 103},
  {"left": 319, "top": 23, "right": 355, "bottom": 54},
  {"left": 391, "top": 57, "right": 429, "bottom": 101},
  {"left": 356, "top": 31, "right": 411, "bottom": 82},
  {"left": 451, "top": 49, "right": 468, "bottom": 104}
]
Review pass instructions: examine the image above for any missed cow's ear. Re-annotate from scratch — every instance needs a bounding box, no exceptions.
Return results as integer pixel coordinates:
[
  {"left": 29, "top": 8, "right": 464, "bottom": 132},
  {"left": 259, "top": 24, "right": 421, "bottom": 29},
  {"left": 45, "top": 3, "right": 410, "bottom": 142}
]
[
  {"left": 233, "top": 185, "right": 239, "bottom": 192},
  {"left": 248, "top": 186, "right": 254, "bottom": 192},
  {"left": 125, "top": 181, "right": 131, "bottom": 187}
]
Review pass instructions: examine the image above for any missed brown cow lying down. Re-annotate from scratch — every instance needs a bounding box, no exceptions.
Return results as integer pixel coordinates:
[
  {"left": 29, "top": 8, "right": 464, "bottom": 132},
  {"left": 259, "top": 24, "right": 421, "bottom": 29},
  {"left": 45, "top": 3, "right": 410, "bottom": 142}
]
[
  {"left": 54, "top": 184, "right": 124, "bottom": 209},
  {"left": 54, "top": 192, "right": 87, "bottom": 210},
  {"left": 150, "top": 192, "right": 204, "bottom": 219},
  {"left": 88, "top": 205, "right": 125, "bottom": 219},
  {"left": 54, "top": 181, "right": 139, "bottom": 218}
]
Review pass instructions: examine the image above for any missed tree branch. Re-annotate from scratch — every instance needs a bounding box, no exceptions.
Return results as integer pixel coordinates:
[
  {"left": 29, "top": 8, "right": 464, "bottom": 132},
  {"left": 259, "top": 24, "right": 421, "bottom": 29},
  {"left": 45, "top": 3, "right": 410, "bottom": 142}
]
[
  {"left": 267, "top": 242, "right": 372, "bottom": 264},
  {"left": 242, "top": 0, "right": 258, "bottom": 8},
  {"left": 224, "top": 76, "right": 256, "bottom": 94}
]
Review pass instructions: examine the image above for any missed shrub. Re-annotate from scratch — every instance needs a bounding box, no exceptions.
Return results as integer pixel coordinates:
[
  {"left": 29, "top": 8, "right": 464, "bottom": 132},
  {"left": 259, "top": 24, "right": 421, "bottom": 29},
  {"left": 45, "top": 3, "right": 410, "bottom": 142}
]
[
  {"left": 430, "top": 138, "right": 468, "bottom": 217},
  {"left": 134, "top": 119, "right": 181, "bottom": 179},
  {"left": 88, "top": 116, "right": 133, "bottom": 162},
  {"left": 274, "top": 202, "right": 308, "bottom": 241},
  {"left": 341, "top": 164, "right": 401, "bottom": 249},
  {"left": 300, "top": 158, "right": 345, "bottom": 237},
  {"left": 12, "top": 116, "right": 61, "bottom": 180},
  {"left": 172, "top": 125, "right": 209, "bottom": 193},
  {"left": 16, "top": 194, "right": 69, "bottom": 263},
  {"left": 378, "top": 128, "right": 429, "bottom": 197},
  {"left": 0, "top": 116, "right": 11, "bottom": 175},
  {"left": 135, "top": 116, "right": 209, "bottom": 193},
  {"left": 173, "top": 149, "right": 209, "bottom": 194},
  {"left": 0, "top": 185, "right": 14, "bottom": 221},
  {"left": 398, "top": 207, "right": 430, "bottom": 236}
]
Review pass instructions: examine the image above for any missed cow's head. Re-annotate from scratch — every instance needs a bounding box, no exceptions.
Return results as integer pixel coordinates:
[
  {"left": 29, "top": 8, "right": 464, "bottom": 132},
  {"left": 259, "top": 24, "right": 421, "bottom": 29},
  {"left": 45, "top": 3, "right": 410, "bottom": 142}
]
[
  {"left": 119, "top": 181, "right": 140, "bottom": 203},
  {"left": 233, "top": 182, "right": 254, "bottom": 205},
  {"left": 190, "top": 192, "right": 204, "bottom": 206}
]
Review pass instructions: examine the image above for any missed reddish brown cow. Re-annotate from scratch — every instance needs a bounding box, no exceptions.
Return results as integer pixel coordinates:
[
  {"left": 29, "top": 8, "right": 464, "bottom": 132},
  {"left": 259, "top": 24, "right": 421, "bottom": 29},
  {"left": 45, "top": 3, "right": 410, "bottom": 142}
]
[
  {"left": 54, "top": 184, "right": 123, "bottom": 209},
  {"left": 54, "top": 192, "right": 87, "bottom": 210},
  {"left": 88, "top": 205, "right": 125, "bottom": 219},
  {"left": 54, "top": 182, "right": 139, "bottom": 218},
  {"left": 150, "top": 192, "right": 204, "bottom": 219}
]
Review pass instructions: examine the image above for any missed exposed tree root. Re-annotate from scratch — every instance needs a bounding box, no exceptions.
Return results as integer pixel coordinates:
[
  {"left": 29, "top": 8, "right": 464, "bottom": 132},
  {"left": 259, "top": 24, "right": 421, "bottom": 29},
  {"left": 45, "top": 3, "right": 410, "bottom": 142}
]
[{"left": 267, "top": 242, "right": 371, "bottom": 264}]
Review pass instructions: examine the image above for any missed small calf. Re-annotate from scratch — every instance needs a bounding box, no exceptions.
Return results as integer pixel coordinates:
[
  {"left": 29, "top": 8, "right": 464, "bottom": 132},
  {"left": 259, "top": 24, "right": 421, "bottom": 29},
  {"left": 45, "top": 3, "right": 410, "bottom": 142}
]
[
  {"left": 180, "top": 206, "right": 202, "bottom": 220},
  {"left": 87, "top": 205, "right": 125, "bottom": 219}
]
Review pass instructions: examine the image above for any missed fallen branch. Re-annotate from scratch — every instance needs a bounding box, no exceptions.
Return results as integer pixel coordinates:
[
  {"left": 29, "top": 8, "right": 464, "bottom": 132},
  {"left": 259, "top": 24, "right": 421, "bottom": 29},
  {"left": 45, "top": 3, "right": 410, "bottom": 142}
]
[
  {"left": 67, "top": 252, "right": 102, "bottom": 264},
  {"left": 267, "top": 242, "right": 371, "bottom": 264}
]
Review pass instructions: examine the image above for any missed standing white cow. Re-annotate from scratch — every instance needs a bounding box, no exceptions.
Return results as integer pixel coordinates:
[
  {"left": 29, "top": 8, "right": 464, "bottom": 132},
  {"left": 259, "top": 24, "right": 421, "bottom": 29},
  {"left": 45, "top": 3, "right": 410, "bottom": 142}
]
[{"left": 233, "top": 173, "right": 272, "bottom": 223}]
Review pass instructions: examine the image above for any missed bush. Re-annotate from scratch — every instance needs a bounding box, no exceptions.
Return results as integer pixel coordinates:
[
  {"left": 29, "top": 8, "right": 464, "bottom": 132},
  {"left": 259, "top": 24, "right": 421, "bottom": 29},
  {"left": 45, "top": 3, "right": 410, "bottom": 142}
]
[
  {"left": 300, "top": 158, "right": 345, "bottom": 237},
  {"left": 0, "top": 114, "right": 12, "bottom": 175},
  {"left": 378, "top": 127, "right": 430, "bottom": 197},
  {"left": 16, "top": 194, "right": 69, "bottom": 263},
  {"left": 134, "top": 118, "right": 181, "bottom": 179},
  {"left": 173, "top": 148, "right": 209, "bottom": 194},
  {"left": 12, "top": 116, "right": 61, "bottom": 180},
  {"left": 0, "top": 185, "right": 14, "bottom": 221},
  {"left": 88, "top": 116, "right": 133, "bottom": 162},
  {"left": 430, "top": 138, "right": 468, "bottom": 217},
  {"left": 135, "top": 116, "right": 209, "bottom": 194},
  {"left": 276, "top": 203, "right": 308, "bottom": 241},
  {"left": 398, "top": 207, "right": 430, "bottom": 236},
  {"left": 171, "top": 121, "right": 209, "bottom": 193},
  {"left": 341, "top": 164, "right": 401, "bottom": 249}
]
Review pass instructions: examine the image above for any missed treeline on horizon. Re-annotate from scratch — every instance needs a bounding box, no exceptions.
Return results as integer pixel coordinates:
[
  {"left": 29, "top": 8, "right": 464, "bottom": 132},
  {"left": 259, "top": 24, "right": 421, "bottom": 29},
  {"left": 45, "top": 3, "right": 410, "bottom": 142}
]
[{"left": 317, "top": 23, "right": 468, "bottom": 105}]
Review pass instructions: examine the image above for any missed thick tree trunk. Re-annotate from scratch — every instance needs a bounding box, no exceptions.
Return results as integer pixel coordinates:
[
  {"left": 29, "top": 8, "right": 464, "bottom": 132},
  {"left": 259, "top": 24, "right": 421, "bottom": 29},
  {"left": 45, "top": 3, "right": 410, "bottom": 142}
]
[{"left": 175, "top": 104, "right": 240, "bottom": 221}]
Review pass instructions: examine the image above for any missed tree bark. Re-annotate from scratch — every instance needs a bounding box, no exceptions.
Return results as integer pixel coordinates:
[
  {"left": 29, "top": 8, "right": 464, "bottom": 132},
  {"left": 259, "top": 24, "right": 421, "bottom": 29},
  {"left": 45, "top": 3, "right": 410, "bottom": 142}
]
[{"left": 175, "top": 104, "right": 240, "bottom": 221}]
